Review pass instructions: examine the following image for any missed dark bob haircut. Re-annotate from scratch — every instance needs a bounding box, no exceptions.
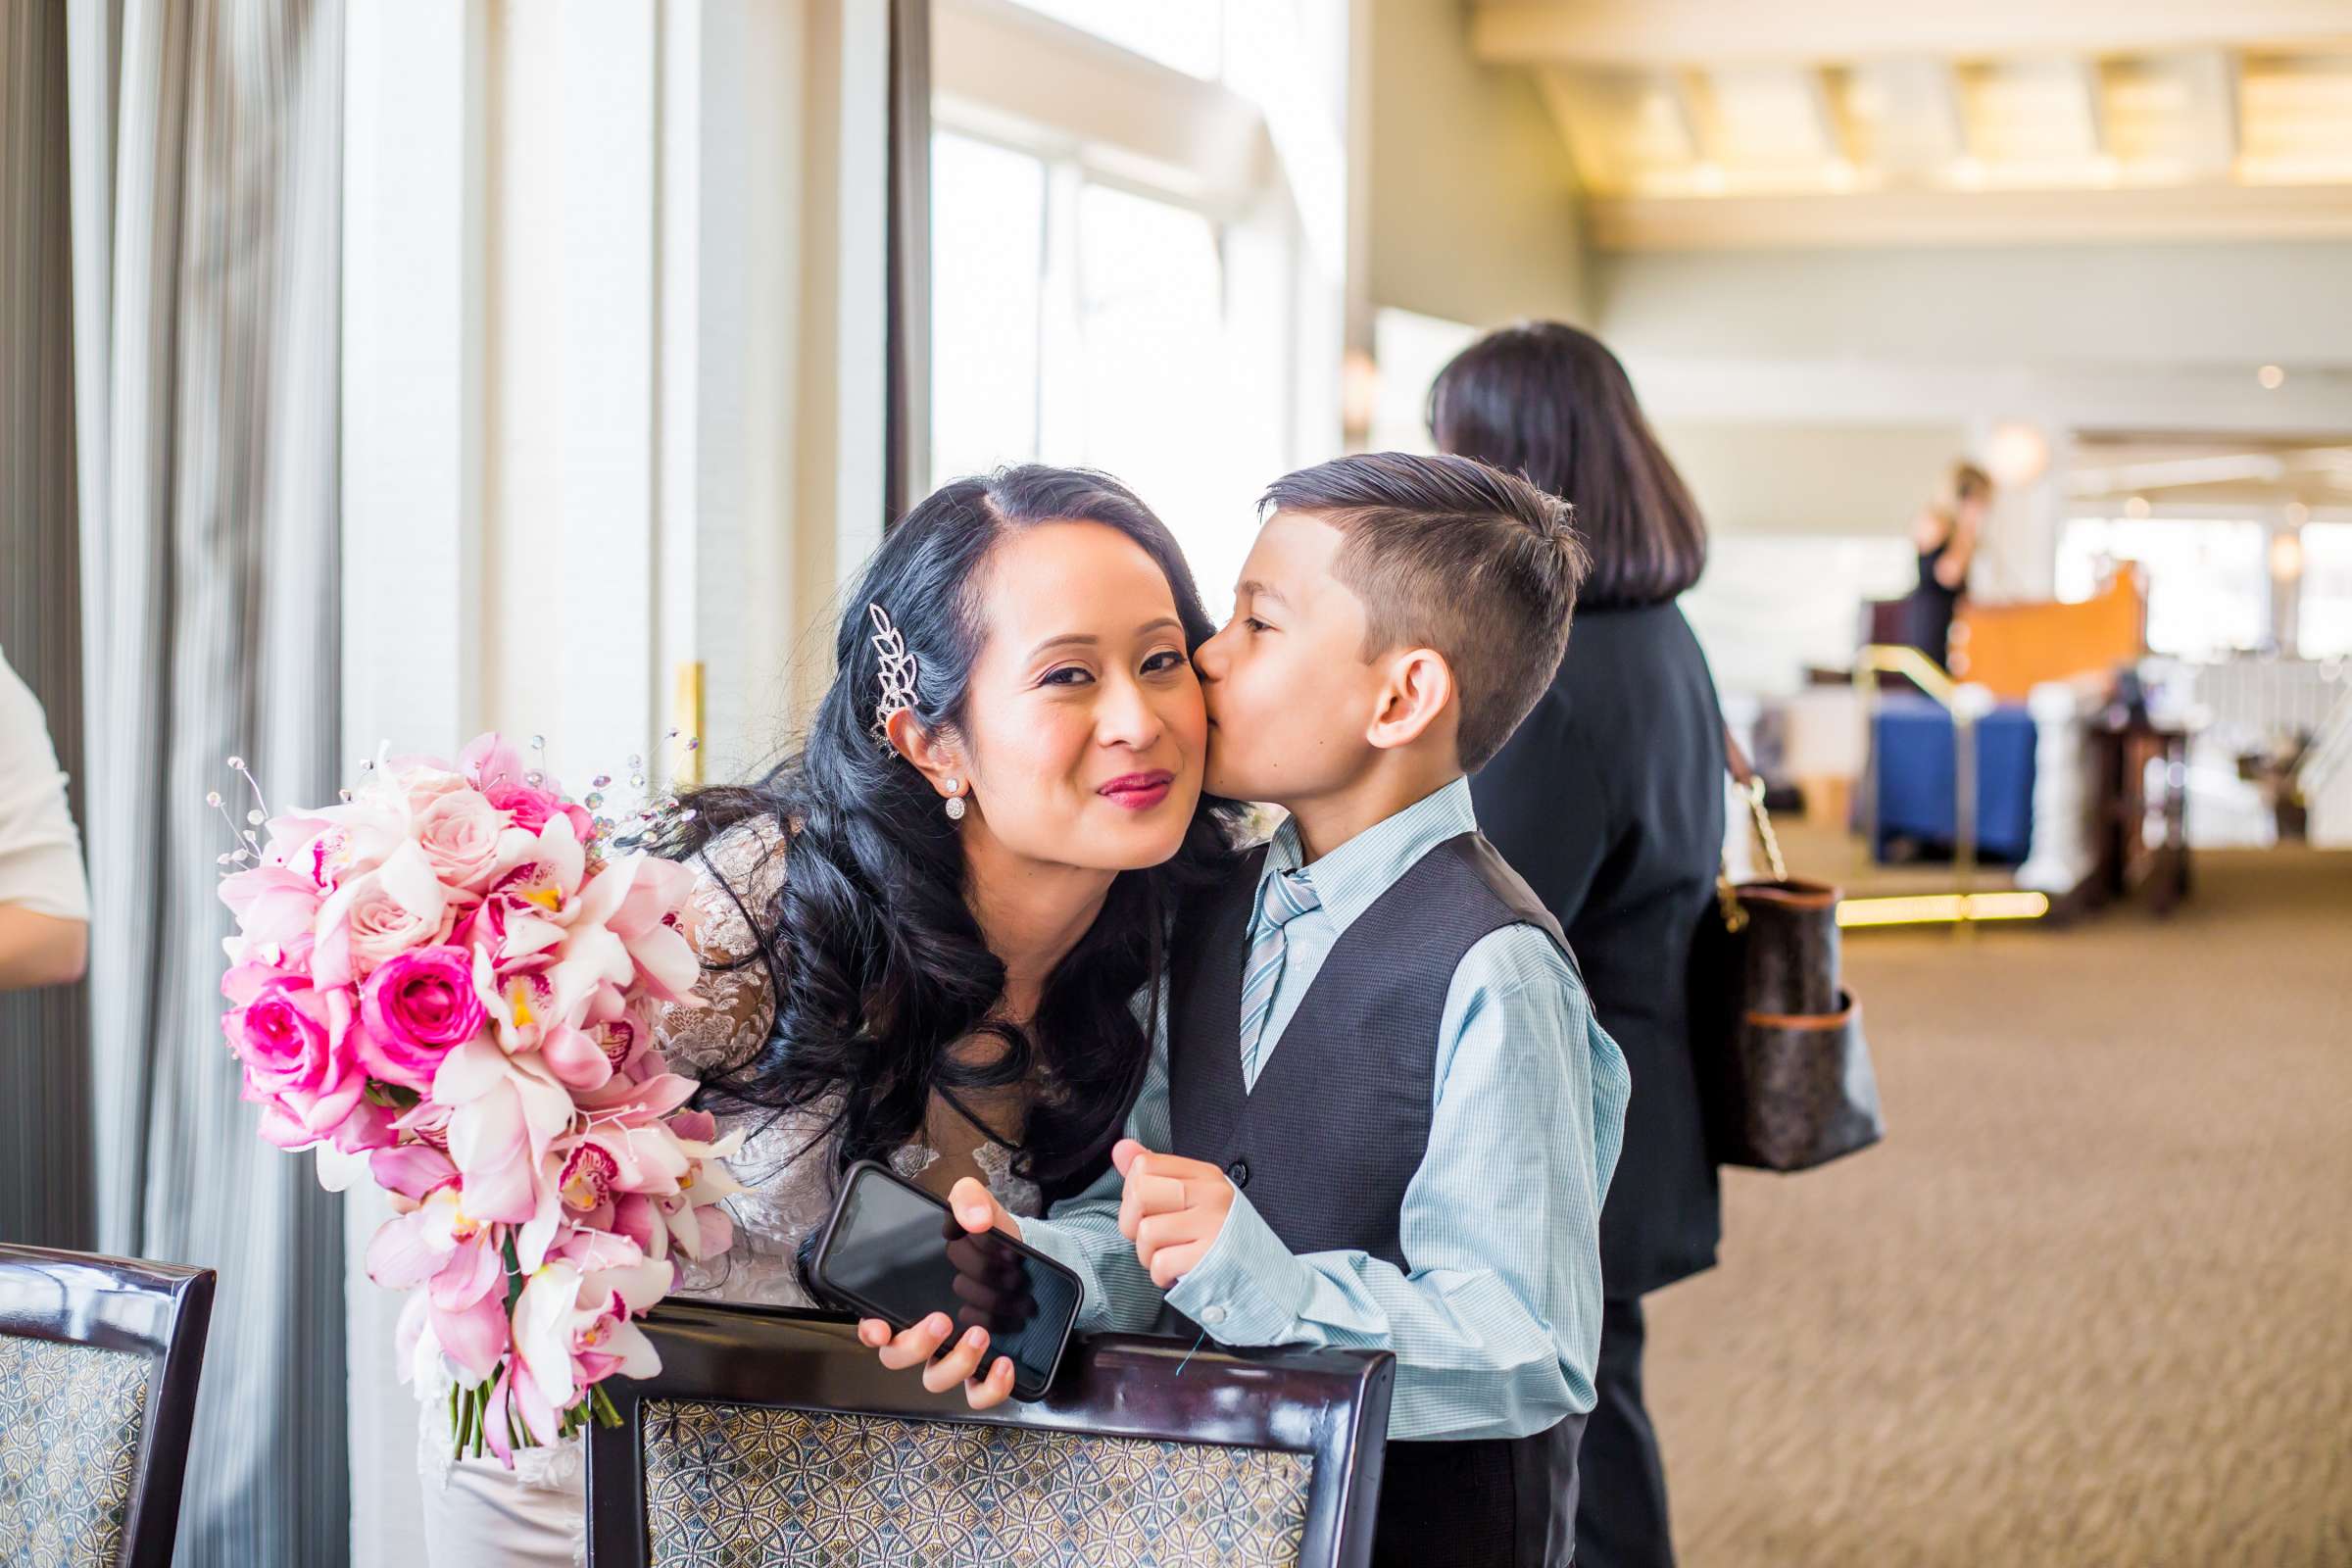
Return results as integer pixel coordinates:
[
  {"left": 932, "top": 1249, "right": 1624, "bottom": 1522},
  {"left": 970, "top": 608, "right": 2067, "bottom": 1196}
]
[{"left": 1428, "top": 320, "right": 1707, "bottom": 609}]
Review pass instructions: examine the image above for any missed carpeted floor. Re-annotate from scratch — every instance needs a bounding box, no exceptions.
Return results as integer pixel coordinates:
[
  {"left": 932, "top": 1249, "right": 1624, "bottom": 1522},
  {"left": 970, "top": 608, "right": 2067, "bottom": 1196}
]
[{"left": 1643, "top": 849, "right": 2352, "bottom": 1567}]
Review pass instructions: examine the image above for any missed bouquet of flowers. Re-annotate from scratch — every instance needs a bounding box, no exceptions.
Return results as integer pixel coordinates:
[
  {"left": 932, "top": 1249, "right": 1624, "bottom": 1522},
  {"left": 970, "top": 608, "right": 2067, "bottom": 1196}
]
[{"left": 212, "top": 732, "right": 741, "bottom": 1463}]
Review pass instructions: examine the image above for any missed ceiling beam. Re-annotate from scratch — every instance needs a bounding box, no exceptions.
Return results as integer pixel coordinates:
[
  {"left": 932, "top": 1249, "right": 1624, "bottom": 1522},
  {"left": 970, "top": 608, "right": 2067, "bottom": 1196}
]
[
  {"left": 1671, "top": 69, "right": 1723, "bottom": 167},
  {"left": 2077, "top": 59, "right": 2110, "bottom": 161},
  {"left": 2189, "top": 49, "right": 2243, "bottom": 174},
  {"left": 1808, "top": 67, "right": 1861, "bottom": 169},
  {"left": 1532, "top": 67, "right": 1622, "bottom": 193},
  {"left": 1471, "top": 0, "right": 2352, "bottom": 68},
  {"left": 1586, "top": 179, "right": 2352, "bottom": 250}
]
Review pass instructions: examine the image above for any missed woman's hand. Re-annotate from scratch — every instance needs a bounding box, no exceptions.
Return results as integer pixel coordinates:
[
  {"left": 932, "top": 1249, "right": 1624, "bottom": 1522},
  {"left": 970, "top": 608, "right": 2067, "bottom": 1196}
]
[{"left": 856, "top": 1176, "right": 1024, "bottom": 1408}]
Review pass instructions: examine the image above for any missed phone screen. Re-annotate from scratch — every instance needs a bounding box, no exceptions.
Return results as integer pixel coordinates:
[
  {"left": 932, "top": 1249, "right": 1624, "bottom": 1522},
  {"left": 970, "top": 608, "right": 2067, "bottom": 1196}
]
[{"left": 818, "top": 1163, "right": 1082, "bottom": 1399}]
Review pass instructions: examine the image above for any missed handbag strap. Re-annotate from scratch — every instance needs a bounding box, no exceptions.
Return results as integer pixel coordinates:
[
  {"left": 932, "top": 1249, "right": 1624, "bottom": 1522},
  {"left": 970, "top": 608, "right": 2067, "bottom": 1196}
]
[{"left": 1715, "top": 724, "right": 1788, "bottom": 934}]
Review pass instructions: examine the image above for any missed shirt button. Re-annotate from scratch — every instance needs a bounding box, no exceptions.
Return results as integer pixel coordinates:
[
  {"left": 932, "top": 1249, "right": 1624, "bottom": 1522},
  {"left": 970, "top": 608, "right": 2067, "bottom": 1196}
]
[
  {"left": 1225, "top": 1159, "right": 1250, "bottom": 1189},
  {"left": 1200, "top": 1305, "right": 1228, "bottom": 1326}
]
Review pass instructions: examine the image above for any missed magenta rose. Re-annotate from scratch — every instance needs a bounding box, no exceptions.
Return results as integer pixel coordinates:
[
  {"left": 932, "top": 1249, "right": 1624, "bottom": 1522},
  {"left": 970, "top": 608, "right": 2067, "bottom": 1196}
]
[
  {"left": 225, "top": 970, "right": 368, "bottom": 1147},
  {"left": 484, "top": 781, "right": 592, "bottom": 844},
  {"left": 360, "top": 944, "right": 488, "bottom": 1093}
]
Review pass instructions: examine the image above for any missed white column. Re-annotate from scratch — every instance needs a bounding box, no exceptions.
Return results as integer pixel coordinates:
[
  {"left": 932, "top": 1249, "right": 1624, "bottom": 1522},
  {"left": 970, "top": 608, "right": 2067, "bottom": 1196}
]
[
  {"left": 341, "top": 4, "right": 487, "bottom": 1560},
  {"left": 339, "top": 6, "right": 892, "bottom": 1559},
  {"left": 481, "top": 0, "right": 660, "bottom": 792}
]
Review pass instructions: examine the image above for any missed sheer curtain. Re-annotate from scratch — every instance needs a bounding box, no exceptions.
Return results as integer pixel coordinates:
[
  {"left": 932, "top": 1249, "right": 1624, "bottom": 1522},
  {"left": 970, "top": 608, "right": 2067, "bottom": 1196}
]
[
  {"left": 67, "top": 0, "right": 350, "bottom": 1560},
  {"left": 1, "top": 0, "right": 95, "bottom": 1253}
]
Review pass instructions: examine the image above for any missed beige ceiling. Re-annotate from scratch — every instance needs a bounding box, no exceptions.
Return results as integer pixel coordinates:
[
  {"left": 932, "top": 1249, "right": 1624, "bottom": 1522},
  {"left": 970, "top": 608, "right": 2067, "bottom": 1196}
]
[
  {"left": 1471, "top": 0, "right": 2352, "bottom": 247},
  {"left": 2067, "top": 433, "right": 2352, "bottom": 507}
]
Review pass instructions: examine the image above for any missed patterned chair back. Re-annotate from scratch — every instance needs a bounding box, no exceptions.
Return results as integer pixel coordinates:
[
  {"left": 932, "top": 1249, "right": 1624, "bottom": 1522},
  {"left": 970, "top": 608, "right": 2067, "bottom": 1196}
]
[
  {"left": 0, "top": 1246, "right": 216, "bottom": 1568},
  {"left": 588, "top": 1304, "right": 1394, "bottom": 1568}
]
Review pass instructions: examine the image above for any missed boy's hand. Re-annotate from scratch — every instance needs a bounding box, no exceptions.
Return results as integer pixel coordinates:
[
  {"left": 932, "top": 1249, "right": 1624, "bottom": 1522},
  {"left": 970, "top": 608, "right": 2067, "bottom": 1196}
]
[
  {"left": 855, "top": 1176, "right": 1022, "bottom": 1408},
  {"left": 1114, "top": 1138, "right": 1235, "bottom": 1288}
]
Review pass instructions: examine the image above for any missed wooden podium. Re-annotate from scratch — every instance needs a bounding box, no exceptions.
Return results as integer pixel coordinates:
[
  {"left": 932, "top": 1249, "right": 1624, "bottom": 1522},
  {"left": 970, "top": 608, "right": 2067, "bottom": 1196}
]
[{"left": 1948, "top": 575, "right": 2145, "bottom": 700}]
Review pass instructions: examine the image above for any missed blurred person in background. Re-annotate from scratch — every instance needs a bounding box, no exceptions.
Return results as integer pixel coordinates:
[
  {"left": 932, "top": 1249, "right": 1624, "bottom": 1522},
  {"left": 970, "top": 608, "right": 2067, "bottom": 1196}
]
[
  {"left": 1430, "top": 321, "right": 1721, "bottom": 1568},
  {"left": 0, "top": 646, "right": 90, "bottom": 991},
  {"left": 1905, "top": 461, "right": 1992, "bottom": 671}
]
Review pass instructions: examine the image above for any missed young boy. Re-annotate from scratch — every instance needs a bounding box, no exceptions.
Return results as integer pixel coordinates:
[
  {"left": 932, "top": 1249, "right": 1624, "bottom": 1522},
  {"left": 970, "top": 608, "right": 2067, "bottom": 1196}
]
[{"left": 862, "top": 453, "right": 1630, "bottom": 1567}]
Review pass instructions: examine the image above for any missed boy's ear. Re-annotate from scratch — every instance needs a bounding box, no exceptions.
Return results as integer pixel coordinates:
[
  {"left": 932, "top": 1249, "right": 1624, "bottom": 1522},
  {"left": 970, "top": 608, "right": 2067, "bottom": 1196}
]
[
  {"left": 884, "top": 709, "right": 968, "bottom": 801},
  {"left": 1364, "top": 646, "right": 1457, "bottom": 755}
]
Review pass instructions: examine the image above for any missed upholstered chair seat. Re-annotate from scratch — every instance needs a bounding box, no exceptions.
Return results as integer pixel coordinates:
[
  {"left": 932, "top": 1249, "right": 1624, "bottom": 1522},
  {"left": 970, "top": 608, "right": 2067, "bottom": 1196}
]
[{"left": 589, "top": 1305, "right": 1393, "bottom": 1568}]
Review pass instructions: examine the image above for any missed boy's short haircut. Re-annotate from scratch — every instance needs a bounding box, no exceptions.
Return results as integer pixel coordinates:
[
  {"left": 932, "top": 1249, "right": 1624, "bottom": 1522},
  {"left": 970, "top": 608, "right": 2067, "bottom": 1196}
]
[{"left": 1261, "top": 452, "right": 1590, "bottom": 772}]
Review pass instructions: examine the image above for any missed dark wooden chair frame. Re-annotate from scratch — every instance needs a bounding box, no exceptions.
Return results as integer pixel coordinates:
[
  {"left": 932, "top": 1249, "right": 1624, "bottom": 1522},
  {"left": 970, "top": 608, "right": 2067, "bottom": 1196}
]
[
  {"left": 588, "top": 1302, "right": 1394, "bottom": 1568},
  {"left": 0, "top": 1244, "right": 218, "bottom": 1568}
]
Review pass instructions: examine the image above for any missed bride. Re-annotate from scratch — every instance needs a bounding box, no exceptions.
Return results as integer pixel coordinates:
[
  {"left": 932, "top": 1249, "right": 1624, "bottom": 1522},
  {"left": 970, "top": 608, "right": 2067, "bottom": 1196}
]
[{"left": 418, "top": 465, "right": 1242, "bottom": 1565}]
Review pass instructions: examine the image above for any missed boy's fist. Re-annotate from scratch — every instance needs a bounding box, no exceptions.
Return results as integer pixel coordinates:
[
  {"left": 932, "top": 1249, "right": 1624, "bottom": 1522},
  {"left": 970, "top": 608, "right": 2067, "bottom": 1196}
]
[{"left": 1114, "top": 1138, "right": 1235, "bottom": 1288}]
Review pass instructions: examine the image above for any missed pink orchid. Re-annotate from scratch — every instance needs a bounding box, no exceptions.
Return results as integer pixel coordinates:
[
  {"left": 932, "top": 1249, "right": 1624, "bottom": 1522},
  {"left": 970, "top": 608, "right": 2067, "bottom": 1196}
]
[
  {"left": 433, "top": 1037, "right": 577, "bottom": 1224},
  {"left": 512, "top": 1255, "right": 670, "bottom": 1440},
  {"left": 610, "top": 1125, "right": 743, "bottom": 1265},
  {"left": 370, "top": 1141, "right": 459, "bottom": 1201},
  {"left": 597, "top": 854, "right": 704, "bottom": 1003},
  {"left": 219, "top": 865, "right": 324, "bottom": 953},
  {"left": 368, "top": 1189, "right": 514, "bottom": 1386},
  {"left": 538, "top": 1023, "right": 615, "bottom": 1092},
  {"left": 396, "top": 1277, "right": 514, "bottom": 1397}
]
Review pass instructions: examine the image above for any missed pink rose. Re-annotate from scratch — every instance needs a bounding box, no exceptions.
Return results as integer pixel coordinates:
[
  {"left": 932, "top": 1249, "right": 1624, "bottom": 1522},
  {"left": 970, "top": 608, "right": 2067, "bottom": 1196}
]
[
  {"left": 415, "top": 788, "right": 511, "bottom": 891},
  {"left": 394, "top": 765, "right": 473, "bottom": 816},
  {"left": 224, "top": 969, "right": 368, "bottom": 1146},
  {"left": 314, "top": 841, "right": 450, "bottom": 985},
  {"left": 485, "top": 781, "right": 593, "bottom": 844},
  {"left": 361, "top": 946, "right": 488, "bottom": 1092}
]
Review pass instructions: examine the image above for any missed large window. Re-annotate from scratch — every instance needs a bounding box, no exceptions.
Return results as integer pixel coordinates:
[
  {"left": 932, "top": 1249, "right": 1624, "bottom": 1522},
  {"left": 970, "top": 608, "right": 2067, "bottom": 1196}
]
[
  {"left": 2056, "top": 516, "right": 2271, "bottom": 658},
  {"left": 930, "top": 128, "right": 1279, "bottom": 613},
  {"left": 2300, "top": 523, "right": 2352, "bottom": 661}
]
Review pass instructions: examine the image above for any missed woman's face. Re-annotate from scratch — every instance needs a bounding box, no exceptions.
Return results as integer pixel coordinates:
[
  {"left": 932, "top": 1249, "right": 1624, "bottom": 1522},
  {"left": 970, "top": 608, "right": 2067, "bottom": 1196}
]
[{"left": 947, "top": 521, "right": 1207, "bottom": 873}]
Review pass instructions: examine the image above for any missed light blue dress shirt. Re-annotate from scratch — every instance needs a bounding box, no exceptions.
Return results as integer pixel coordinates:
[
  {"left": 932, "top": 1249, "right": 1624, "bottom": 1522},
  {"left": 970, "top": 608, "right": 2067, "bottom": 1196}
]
[{"left": 1018, "top": 778, "right": 1632, "bottom": 1442}]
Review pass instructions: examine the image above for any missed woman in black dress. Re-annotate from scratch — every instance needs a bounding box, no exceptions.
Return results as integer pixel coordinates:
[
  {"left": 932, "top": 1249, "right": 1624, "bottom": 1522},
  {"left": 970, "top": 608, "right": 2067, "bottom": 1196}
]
[
  {"left": 1431, "top": 321, "right": 1721, "bottom": 1568},
  {"left": 1906, "top": 461, "right": 1991, "bottom": 669}
]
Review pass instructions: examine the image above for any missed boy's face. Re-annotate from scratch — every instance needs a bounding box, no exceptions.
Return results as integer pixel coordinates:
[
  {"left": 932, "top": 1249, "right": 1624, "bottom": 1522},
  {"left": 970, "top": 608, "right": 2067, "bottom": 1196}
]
[{"left": 1194, "top": 511, "right": 1388, "bottom": 804}]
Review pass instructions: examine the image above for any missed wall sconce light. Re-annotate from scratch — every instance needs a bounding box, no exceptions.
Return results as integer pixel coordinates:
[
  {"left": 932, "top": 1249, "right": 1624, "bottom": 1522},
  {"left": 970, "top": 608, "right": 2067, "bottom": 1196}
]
[
  {"left": 2271, "top": 531, "right": 2304, "bottom": 583},
  {"left": 1984, "top": 421, "right": 2049, "bottom": 488},
  {"left": 1341, "top": 349, "right": 1380, "bottom": 444}
]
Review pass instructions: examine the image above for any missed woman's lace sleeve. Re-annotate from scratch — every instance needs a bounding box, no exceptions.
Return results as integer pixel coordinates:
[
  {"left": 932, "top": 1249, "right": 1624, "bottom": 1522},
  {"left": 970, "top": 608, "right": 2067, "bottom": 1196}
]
[{"left": 653, "top": 816, "right": 786, "bottom": 1077}]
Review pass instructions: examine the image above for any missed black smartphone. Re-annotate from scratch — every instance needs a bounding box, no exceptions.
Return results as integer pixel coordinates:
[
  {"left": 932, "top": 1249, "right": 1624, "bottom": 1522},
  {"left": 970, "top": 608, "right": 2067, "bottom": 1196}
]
[{"left": 810, "top": 1158, "right": 1083, "bottom": 1402}]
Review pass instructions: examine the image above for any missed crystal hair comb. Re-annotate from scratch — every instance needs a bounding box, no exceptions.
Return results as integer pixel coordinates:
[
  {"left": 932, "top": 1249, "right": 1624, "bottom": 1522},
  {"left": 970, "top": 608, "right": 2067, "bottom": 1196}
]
[{"left": 868, "top": 603, "right": 920, "bottom": 747}]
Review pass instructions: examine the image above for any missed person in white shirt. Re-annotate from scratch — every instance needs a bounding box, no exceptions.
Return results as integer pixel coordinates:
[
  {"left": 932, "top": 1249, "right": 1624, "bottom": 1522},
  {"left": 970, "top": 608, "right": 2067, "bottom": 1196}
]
[{"left": 0, "top": 647, "right": 90, "bottom": 991}]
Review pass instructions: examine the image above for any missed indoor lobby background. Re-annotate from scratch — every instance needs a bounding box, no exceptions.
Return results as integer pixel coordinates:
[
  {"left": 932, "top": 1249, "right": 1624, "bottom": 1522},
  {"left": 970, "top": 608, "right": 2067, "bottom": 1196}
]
[{"left": 2, "top": 1, "right": 2347, "bottom": 1564}]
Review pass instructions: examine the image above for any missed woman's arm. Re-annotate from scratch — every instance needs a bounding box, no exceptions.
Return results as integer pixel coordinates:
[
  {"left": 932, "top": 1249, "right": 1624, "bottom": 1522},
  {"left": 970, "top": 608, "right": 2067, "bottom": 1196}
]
[
  {"left": 1934, "top": 514, "right": 1979, "bottom": 590},
  {"left": 0, "top": 655, "right": 92, "bottom": 991},
  {"left": 0, "top": 906, "right": 87, "bottom": 991}
]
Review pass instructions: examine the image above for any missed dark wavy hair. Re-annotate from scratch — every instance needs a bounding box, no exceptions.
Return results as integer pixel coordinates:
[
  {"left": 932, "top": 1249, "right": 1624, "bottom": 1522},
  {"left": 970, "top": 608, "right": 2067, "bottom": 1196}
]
[
  {"left": 662, "top": 465, "right": 1243, "bottom": 1238},
  {"left": 1429, "top": 320, "right": 1707, "bottom": 609}
]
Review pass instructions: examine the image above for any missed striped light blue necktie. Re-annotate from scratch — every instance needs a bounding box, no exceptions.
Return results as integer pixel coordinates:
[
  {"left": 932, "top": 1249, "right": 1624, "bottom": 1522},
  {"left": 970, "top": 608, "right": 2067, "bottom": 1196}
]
[{"left": 1238, "top": 867, "right": 1320, "bottom": 1087}]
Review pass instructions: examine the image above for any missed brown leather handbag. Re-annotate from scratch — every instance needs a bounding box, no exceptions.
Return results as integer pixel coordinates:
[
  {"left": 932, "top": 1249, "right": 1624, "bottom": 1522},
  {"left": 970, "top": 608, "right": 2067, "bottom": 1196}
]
[{"left": 1690, "top": 730, "right": 1886, "bottom": 1172}]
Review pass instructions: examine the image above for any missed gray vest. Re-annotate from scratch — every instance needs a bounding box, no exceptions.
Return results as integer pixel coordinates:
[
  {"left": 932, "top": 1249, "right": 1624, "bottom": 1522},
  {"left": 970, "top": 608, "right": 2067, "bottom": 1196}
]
[{"left": 1168, "top": 832, "right": 1588, "bottom": 1568}]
